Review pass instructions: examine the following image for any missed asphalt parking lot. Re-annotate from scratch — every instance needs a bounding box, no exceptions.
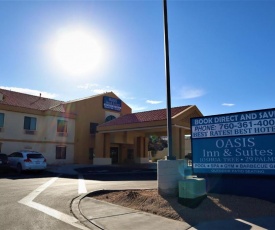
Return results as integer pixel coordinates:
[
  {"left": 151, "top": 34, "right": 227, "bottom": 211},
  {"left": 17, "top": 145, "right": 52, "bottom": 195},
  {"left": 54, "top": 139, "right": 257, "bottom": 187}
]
[{"left": 75, "top": 165, "right": 157, "bottom": 181}]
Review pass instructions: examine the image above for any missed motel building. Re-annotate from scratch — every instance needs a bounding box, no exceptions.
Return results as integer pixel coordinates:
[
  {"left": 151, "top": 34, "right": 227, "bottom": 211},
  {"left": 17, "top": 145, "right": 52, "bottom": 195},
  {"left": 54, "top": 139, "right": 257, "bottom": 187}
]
[{"left": 0, "top": 88, "right": 203, "bottom": 165}]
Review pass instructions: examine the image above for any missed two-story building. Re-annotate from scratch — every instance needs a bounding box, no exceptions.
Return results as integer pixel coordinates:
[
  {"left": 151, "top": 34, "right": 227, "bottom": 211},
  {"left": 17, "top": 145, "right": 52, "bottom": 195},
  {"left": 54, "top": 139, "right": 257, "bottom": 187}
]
[
  {"left": 0, "top": 88, "right": 202, "bottom": 165},
  {"left": 0, "top": 89, "right": 76, "bottom": 164}
]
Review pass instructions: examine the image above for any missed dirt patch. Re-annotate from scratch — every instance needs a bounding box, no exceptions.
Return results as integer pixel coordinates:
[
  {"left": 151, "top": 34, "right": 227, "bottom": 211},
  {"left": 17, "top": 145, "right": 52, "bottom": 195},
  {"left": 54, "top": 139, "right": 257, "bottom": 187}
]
[{"left": 90, "top": 189, "right": 275, "bottom": 226}]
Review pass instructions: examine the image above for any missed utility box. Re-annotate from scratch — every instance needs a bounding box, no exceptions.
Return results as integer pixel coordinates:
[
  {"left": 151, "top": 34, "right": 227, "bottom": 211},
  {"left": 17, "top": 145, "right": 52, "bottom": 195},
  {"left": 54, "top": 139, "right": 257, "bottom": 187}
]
[
  {"left": 178, "top": 178, "right": 207, "bottom": 208},
  {"left": 178, "top": 159, "right": 193, "bottom": 178}
]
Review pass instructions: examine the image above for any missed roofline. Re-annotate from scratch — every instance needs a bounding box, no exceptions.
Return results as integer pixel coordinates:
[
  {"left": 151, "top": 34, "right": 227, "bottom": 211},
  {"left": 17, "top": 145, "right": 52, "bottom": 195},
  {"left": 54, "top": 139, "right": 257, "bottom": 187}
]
[
  {"left": 48, "top": 103, "right": 64, "bottom": 110},
  {"left": 0, "top": 88, "right": 64, "bottom": 104},
  {"left": 65, "top": 91, "right": 115, "bottom": 104},
  {"left": 97, "top": 124, "right": 190, "bottom": 133},
  {"left": 0, "top": 103, "right": 76, "bottom": 119},
  {"left": 172, "top": 105, "right": 202, "bottom": 119},
  {"left": 131, "top": 105, "right": 192, "bottom": 116},
  {"left": 64, "top": 91, "right": 131, "bottom": 110},
  {"left": 98, "top": 105, "right": 193, "bottom": 128}
]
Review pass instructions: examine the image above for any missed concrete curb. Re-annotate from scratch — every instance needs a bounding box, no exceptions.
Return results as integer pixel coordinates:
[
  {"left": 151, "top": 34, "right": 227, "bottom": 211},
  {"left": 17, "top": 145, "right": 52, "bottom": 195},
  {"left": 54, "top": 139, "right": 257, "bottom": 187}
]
[
  {"left": 71, "top": 192, "right": 102, "bottom": 230},
  {"left": 73, "top": 190, "right": 191, "bottom": 230}
]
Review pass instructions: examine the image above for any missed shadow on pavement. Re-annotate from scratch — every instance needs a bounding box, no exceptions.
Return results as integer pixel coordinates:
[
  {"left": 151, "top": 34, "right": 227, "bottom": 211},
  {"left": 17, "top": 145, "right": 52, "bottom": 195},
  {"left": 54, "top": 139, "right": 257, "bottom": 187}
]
[
  {"left": 0, "top": 164, "right": 157, "bottom": 181},
  {"left": 75, "top": 165, "right": 157, "bottom": 181}
]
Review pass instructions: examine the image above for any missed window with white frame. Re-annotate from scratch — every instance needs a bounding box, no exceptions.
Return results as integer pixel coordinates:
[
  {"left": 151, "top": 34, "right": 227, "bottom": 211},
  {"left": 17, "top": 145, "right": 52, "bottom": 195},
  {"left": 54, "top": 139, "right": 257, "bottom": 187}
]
[
  {"left": 0, "top": 113, "right": 4, "bottom": 128},
  {"left": 57, "top": 119, "right": 67, "bottom": 133},
  {"left": 24, "top": 116, "right": 37, "bottom": 130},
  {"left": 56, "top": 146, "right": 66, "bottom": 159}
]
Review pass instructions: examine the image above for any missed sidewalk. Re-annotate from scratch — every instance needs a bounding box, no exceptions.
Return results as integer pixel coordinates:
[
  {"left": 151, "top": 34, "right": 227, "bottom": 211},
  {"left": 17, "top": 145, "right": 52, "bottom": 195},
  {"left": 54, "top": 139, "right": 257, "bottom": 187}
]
[
  {"left": 73, "top": 192, "right": 275, "bottom": 230},
  {"left": 48, "top": 164, "right": 275, "bottom": 230},
  {"left": 56, "top": 164, "right": 190, "bottom": 229},
  {"left": 79, "top": 194, "right": 191, "bottom": 230},
  {"left": 73, "top": 193, "right": 191, "bottom": 230}
]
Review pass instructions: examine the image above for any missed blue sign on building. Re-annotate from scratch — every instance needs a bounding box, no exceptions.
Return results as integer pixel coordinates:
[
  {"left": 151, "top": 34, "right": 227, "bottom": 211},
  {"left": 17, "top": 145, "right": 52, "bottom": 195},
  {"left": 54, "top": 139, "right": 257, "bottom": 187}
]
[
  {"left": 191, "top": 108, "right": 275, "bottom": 175},
  {"left": 103, "top": 96, "right": 122, "bottom": 112}
]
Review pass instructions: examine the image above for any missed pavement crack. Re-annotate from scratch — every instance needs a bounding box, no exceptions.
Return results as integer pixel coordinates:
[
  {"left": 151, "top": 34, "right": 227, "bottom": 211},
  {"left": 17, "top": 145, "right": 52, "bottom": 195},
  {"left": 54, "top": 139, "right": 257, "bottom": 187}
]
[{"left": 89, "top": 211, "right": 141, "bottom": 220}]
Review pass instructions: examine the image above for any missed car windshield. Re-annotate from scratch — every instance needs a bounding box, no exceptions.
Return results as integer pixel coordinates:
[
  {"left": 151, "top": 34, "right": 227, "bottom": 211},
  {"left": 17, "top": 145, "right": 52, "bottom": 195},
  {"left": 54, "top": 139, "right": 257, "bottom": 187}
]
[
  {"left": 27, "top": 153, "right": 44, "bottom": 159},
  {"left": 0, "top": 154, "right": 7, "bottom": 159}
]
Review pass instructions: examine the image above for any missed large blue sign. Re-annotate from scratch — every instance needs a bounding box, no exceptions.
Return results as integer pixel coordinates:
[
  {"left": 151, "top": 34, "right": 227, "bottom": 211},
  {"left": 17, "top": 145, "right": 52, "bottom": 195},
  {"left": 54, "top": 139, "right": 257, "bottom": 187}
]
[
  {"left": 103, "top": 96, "right": 122, "bottom": 112},
  {"left": 191, "top": 108, "right": 275, "bottom": 175}
]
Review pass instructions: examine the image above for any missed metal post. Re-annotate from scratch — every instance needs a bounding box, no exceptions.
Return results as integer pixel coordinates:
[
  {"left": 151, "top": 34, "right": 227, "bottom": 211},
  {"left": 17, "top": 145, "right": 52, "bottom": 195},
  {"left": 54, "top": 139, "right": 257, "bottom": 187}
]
[{"left": 163, "top": 0, "right": 175, "bottom": 160}]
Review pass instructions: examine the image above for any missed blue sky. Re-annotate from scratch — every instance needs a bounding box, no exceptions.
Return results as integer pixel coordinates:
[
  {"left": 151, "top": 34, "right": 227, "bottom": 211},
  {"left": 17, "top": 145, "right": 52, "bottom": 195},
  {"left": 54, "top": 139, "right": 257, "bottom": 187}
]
[{"left": 1, "top": 0, "right": 275, "bottom": 116}]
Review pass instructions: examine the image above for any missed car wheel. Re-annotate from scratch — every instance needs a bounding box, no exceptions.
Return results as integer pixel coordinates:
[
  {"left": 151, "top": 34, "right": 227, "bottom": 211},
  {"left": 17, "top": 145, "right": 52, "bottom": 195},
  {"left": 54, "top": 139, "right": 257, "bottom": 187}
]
[{"left": 17, "top": 163, "right": 22, "bottom": 174}]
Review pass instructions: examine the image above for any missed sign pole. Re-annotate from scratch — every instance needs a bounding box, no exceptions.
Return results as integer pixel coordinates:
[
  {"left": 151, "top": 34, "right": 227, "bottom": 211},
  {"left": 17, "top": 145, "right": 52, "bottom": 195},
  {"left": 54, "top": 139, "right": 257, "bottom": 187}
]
[{"left": 163, "top": 0, "right": 175, "bottom": 160}]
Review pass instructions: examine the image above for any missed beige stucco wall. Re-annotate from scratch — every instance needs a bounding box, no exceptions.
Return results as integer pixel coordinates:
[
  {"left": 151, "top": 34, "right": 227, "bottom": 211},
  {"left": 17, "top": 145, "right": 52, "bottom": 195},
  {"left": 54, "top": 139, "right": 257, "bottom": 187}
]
[
  {"left": 0, "top": 110, "right": 75, "bottom": 141},
  {"left": 43, "top": 116, "right": 75, "bottom": 143},
  {"left": 0, "top": 109, "right": 75, "bottom": 164},
  {"left": 66, "top": 92, "right": 132, "bottom": 164},
  {"left": 44, "top": 143, "right": 74, "bottom": 164},
  {"left": 109, "top": 131, "right": 142, "bottom": 145},
  {"left": 0, "top": 110, "right": 44, "bottom": 141}
]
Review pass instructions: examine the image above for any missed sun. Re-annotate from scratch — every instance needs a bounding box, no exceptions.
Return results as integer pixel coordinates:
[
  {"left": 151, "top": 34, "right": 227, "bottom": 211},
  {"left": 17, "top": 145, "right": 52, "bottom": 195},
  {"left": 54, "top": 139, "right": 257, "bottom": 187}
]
[{"left": 50, "top": 26, "right": 104, "bottom": 77}]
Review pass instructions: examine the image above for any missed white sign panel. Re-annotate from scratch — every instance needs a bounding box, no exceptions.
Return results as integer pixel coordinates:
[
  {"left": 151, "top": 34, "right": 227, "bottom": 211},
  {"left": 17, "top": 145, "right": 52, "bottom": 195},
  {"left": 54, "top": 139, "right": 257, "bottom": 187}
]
[{"left": 192, "top": 109, "right": 275, "bottom": 138}]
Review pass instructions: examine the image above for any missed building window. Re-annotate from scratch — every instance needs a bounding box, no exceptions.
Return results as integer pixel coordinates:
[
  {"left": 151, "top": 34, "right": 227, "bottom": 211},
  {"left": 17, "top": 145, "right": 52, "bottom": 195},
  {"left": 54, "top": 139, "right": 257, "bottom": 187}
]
[
  {"left": 90, "top": 123, "right": 98, "bottom": 134},
  {"left": 56, "top": 146, "right": 66, "bottom": 159},
  {"left": 24, "top": 116, "right": 37, "bottom": 130},
  {"left": 0, "top": 113, "right": 4, "bottom": 127},
  {"left": 105, "top": 115, "right": 116, "bottom": 122},
  {"left": 57, "top": 119, "right": 67, "bottom": 133}
]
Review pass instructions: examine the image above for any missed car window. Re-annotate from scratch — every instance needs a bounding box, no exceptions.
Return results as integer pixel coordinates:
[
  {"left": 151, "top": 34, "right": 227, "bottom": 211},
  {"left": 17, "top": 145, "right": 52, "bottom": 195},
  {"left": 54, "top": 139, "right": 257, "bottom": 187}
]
[
  {"left": 0, "top": 154, "right": 7, "bottom": 159},
  {"left": 9, "top": 152, "right": 17, "bottom": 157},
  {"left": 16, "top": 152, "right": 23, "bottom": 158},
  {"left": 27, "top": 153, "right": 44, "bottom": 159}
]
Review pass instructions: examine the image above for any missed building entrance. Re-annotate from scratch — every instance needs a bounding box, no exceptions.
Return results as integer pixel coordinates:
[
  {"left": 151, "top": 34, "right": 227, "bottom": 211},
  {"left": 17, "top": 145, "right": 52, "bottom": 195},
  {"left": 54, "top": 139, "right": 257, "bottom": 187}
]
[{"left": 110, "top": 147, "right": 119, "bottom": 164}]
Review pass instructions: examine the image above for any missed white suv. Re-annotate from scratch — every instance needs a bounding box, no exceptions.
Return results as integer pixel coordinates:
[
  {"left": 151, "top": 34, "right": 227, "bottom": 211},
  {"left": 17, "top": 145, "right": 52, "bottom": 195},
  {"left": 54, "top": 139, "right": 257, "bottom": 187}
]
[{"left": 8, "top": 151, "right": 47, "bottom": 173}]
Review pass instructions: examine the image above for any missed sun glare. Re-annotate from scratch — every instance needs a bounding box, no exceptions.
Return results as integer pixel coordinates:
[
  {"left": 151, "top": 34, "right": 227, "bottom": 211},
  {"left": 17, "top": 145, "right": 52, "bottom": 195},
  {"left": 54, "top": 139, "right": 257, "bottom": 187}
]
[{"left": 50, "top": 26, "right": 104, "bottom": 77}]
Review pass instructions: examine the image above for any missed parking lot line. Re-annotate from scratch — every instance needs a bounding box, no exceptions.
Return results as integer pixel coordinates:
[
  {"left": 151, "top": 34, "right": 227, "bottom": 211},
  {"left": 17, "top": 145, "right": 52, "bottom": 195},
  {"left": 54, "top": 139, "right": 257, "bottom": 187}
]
[
  {"left": 78, "top": 173, "right": 87, "bottom": 194},
  {"left": 18, "top": 175, "right": 89, "bottom": 230},
  {"left": 236, "top": 219, "right": 267, "bottom": 230},
  {"left": 18, "top": 176, "right": 60, "bottom": 204}
]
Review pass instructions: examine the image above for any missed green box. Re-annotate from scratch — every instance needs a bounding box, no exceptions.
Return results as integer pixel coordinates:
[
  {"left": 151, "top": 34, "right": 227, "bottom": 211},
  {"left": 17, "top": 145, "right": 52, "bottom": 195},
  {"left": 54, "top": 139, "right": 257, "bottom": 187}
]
[{"left": 178, "top": 178, "right": 206, "bottom": 199}]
